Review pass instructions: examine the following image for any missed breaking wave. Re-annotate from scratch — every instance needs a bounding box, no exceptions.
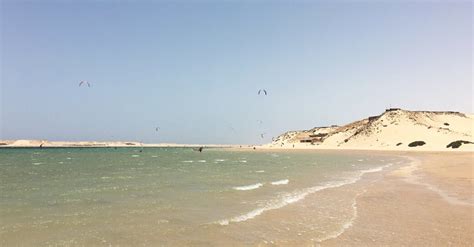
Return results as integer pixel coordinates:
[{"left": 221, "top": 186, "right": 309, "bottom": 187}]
[
  {"left": 271, "top": 179, "right": 289, "bottom": 185},
  {"left": 233, "top": 183, "right": 263, "bottom": 191}
]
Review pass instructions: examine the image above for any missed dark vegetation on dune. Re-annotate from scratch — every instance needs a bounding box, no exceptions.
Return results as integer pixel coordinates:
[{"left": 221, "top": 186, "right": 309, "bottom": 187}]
[
  {"left": 446, "top": 140, "right": 473, "bottom": 149},
  {"left": 396, "top": 142, "right": 402, "bottom": 146},
  {"left": 408, "top": 141, "right": 426, "bottom": 147}
]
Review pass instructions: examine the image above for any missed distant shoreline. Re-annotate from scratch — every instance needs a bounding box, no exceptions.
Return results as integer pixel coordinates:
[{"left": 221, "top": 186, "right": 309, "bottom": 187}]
[
  {"left": 0, "top": 141, "right": 240, "bottom": 149},
  {"left": 2, "top": 108, "right": 472, "bottom": 151},
  {"left": 1, "top": 142, "right": 472, "bottom": 153}
]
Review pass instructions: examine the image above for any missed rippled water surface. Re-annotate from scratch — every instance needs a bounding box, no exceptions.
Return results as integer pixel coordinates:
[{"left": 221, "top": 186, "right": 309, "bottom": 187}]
[{"left": 0, "top": 148, "right": 402, "bottom": 245}]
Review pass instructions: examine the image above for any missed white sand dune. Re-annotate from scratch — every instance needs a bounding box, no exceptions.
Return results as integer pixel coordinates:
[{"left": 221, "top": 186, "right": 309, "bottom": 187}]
[{"left": 266, "top": 109, "right": 473, "bottom": 151}]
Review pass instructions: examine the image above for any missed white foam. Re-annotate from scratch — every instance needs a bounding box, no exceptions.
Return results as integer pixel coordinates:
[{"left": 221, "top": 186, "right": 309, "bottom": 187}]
[
  {"left": 239, "top": 160, "right": 247, "bottom": 163},
  {"left": 215, "top": 159, "right": 226, "bottom": 162},
  {"left": 255, "top": 170, "right": 265, "bottom": 173},
  {"left": 182, "top": 160, "right": 194, "bottom": 163},
  {"left": 32, "top": 162, "right": 43, "bottom": 165},
  {"left": 66, "top": 157, "right": 72, "bottom": 160},
  {"left": 233, "top": 183, "right": 263, "bottom": 191},
  {"left": 271, "top": 179, "right": 289, "bottom": 185},
  {"left": 152, "top": 155, "right": 158, "bottom": 158},
  {"left": 217, "top": 164, "right": 392, "bottom": 225},
  {"left": 131, "top": 155, "right": 140, "bottom": 157},
  {"left": 315, "top": 190, "right": 366, "bottom": 243},
  {"left": 197, "top": 160, "right": 207, "bottom": 163},
  {"left": 357, "top": 159, "right": 364, "bottom": 162}
]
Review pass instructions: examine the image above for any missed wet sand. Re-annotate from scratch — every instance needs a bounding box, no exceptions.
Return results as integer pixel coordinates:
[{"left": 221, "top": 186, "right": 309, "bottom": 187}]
[
  {"left": 323, "top": 152, "right": 473, "bottom": 246},
  {"left": 157, "top": 151, "right": 474, "bottom": 246}
]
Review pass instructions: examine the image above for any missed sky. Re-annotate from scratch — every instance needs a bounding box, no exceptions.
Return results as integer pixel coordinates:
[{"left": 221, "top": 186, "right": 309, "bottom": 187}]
[{"left": 1, "top": 1, "right": 472, "bottom": 144}]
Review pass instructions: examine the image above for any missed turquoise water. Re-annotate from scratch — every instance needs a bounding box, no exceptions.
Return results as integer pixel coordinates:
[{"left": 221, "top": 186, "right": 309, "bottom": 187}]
[{"left": 0, "top": 148, "right": 401, "bottom": 245}]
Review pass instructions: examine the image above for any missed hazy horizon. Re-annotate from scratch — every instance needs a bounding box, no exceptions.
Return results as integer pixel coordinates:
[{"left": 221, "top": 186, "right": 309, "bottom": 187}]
[{"left": 1, "top": 1, "right": 472, "bottom": 144}]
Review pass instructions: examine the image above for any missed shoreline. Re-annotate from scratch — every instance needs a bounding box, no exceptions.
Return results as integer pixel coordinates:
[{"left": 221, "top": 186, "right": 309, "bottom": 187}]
[
  {"left": 1, "top": 143, "right": 472, "bottom": 153},
  {"left": 322, "top": 151, "right": 473, "bottom": 245},
  {"left": 0, "top": 142, "right": 238, "bottom": 149}
]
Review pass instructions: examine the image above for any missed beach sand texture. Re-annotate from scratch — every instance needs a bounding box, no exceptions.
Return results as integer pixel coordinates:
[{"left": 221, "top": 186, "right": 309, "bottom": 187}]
[{"left": 322, "top": 152, "right": 473, "bottom": 246}]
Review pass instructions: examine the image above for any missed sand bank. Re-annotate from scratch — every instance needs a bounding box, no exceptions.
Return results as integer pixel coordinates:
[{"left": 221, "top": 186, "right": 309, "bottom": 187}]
[{"left": 0, "top": 139, "right": 236, "bottom": 148}]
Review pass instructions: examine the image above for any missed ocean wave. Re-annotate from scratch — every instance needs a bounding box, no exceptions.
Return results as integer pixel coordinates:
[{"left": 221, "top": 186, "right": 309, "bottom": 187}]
[
  {"left": 215, "top": 159, "right": 226, "bottom": 162},
  {"left": 32, "top": 162, "right": 43, "bottom": 165},
  {"left": 271, "top": 179, "right": 289, "bottom": 185},
  {"left": 131, "top": 155, "right": 140, "bottom": 157},
  {"left": 197, "top": 160, "right": 207, "bottom": 163},
  {"left": 233, "top": 183, "right": 263, "bottom": 191},
  {"left": 217, "top": 164, "right": 392, "bottom": 225},
  {"left": 182, "top": 160, "right": 194, "bottom": 163},
  {"left": 255, "top": 170, "right": 265, "bottom": 173}
]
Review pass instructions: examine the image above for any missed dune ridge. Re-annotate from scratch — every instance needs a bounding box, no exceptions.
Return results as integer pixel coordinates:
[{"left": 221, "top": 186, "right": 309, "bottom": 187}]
[{"left": 267, "top": 109, "right": 473, "bottom": 151}]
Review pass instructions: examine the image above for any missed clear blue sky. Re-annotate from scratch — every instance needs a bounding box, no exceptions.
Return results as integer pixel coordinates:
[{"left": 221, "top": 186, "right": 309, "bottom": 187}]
[{"left": 1, "top": 1, "right": 472, "bottom": 144}]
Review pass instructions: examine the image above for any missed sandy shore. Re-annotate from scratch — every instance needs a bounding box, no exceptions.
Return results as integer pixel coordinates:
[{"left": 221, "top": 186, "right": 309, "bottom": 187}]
[
  {"left": 322, "top": 151, "right": 473, "bottom": 246},
  {"left": 175, "top": 149, "right": 473, "bottom": 246}
]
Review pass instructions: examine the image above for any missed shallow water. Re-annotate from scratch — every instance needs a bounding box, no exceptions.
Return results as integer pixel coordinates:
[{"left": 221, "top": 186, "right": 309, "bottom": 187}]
[{"left": 0, "top": 148, "right": 402, "bottom": 245}]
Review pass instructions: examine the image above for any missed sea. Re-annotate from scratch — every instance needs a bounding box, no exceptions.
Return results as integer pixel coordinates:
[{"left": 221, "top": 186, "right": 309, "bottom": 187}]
[{"left": 0, "top": 147, "right": 405, "bottom": 246}]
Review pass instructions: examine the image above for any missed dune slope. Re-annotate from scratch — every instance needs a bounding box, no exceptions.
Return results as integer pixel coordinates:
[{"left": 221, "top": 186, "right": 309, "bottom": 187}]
[{"left": 269, "top": 109, "right": 473, "bottom": 151}]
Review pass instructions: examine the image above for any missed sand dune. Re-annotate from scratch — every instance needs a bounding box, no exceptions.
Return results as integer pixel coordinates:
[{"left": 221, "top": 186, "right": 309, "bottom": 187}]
[{"left": 267, "top": 109, "right": 473, "bottom": 151}]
